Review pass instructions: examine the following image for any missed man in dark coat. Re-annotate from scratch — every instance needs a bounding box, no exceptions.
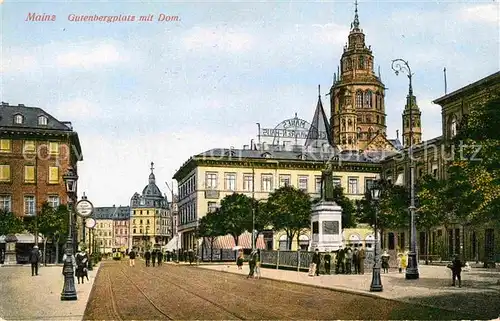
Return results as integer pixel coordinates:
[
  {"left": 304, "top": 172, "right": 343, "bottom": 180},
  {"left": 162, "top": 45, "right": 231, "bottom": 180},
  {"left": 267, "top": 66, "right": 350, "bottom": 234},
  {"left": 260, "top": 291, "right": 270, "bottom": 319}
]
[
  {"left": 128, "top": 249, "right": 136, "bottom": 267},
  {"left": 324, "top": 251, "right": 332, "bottom": 275},
  {"left": 29, "top": 245, "right": 41, "bottom": 276},
  {"left": 312, "top": 249, "right": 321, "bottom": 276},
  {"left": 151, "top": 250, "right": 157, "bottom": 267},
  {"left": 157, "top": 251, "right": 163, "bottom": 266},
  {"left": 144, "top": 250, "right": 151, "bottom": 267},
  {"left": 358, "top": 247, "right": 366, "bottom": 274},
  {"left": 451, "top": 255, "right": 464, "bottom": 287},
  {"left": 353, "top": 248, "right": 359, "bottom": 274}
]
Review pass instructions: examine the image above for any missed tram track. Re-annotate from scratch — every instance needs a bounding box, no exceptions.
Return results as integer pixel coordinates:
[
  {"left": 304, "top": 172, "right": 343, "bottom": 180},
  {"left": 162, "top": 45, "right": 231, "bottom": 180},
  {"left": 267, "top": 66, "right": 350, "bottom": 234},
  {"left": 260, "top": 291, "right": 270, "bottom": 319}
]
[
  {"left": 116, "top": 266, "right": 174, "bottom": 320},
  {"left": 134, "top": 266, "right": 245, "bottom": 320},
  {"left": 105, "top": 268, "right": 124, "bottom": 321}
]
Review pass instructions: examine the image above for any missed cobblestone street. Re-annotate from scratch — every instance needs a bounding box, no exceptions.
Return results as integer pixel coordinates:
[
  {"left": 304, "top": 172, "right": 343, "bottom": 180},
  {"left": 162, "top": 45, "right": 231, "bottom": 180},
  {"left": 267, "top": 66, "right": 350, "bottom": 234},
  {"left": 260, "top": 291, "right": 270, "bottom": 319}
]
[{"left": 84, "top": 261, "right": 477, "bottom": 320}]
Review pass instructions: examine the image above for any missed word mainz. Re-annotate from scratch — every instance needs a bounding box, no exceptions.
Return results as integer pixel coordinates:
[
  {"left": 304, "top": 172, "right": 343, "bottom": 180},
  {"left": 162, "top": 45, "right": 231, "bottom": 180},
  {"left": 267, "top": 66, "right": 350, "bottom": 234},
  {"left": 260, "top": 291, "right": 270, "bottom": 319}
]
[{"left": 25, "top": 13, "right": 180, "bottom": 23}]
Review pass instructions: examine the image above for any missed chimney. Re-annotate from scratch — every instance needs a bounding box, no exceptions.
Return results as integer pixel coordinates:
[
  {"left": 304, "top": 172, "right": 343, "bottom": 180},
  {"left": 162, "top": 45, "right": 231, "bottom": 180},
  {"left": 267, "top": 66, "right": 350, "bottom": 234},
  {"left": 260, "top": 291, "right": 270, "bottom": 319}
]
[
  {"left": 18, "top": 104, "right": 25, "bottom": 107},
  {"left": 396, "top": 130, "right": 399, "bottom": 140}
]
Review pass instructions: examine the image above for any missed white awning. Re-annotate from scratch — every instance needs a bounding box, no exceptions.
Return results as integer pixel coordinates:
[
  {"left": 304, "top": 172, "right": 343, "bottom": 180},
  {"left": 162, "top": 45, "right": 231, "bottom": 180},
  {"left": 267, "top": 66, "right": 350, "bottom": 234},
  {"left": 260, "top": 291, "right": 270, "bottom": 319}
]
[
  {"left": 163, "top": 235, "right": 180, "bottom": 251},
  {"left": 0, "top": 233, "right": 44, "bottom": 244}
]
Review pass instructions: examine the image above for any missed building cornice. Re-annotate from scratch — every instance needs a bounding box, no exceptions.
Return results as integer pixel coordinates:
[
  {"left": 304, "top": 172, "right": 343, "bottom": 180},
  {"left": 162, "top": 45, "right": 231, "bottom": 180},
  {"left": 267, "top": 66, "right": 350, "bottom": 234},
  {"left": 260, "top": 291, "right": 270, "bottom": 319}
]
[{"left": 433, "top": 71, "right": 500, "bottom": 105}]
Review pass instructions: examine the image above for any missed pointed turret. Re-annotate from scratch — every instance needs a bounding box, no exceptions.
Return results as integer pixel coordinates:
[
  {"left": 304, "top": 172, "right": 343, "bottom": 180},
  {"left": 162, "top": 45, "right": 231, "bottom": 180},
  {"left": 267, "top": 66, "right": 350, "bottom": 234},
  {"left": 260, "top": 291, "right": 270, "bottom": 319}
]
[{"left": 305, "top": 85, "right": 333, "bottom": 148}]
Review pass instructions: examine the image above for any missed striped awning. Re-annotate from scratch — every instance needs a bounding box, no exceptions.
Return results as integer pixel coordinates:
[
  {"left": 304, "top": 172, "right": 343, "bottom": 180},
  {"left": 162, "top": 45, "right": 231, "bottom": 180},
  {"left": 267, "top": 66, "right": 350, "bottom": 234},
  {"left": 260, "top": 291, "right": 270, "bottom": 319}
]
[{"left": 209, "top": 232, "right": 265, "bottom": 249}]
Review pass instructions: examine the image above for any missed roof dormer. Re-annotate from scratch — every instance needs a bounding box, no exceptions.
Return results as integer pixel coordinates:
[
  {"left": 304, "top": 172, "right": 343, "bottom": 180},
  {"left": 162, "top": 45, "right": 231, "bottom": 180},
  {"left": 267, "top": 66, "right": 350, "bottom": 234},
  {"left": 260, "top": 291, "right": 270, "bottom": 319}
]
[
  {"left": 297, "top": 153, "right": 307, "bottom": 160},
  {"left": 13, "top": 113, "right": 24, "bottom": 124},
  {"left": 38, "top": 115, "right": 48, "bottom": 126},
  {"left": 261, "top": 152, "right": 272, "bottom": 158}
]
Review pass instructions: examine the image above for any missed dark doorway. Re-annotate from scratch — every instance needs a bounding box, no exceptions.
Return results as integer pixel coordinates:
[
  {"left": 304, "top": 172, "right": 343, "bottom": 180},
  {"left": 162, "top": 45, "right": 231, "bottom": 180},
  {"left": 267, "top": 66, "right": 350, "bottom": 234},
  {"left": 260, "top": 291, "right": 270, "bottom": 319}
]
[{"left": 388, "top": 232, "right": 395, "bottom": 250}]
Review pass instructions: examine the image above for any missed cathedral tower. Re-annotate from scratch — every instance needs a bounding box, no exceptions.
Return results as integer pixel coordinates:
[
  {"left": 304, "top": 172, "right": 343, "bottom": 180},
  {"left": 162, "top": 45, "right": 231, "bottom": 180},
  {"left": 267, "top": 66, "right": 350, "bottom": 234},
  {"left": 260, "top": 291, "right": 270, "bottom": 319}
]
[
  {"left": 402, "top": 94, "right": 422, "bottom": 147},
  {"left": 329, "top": 1, "right": 387, "bottom": 151}
]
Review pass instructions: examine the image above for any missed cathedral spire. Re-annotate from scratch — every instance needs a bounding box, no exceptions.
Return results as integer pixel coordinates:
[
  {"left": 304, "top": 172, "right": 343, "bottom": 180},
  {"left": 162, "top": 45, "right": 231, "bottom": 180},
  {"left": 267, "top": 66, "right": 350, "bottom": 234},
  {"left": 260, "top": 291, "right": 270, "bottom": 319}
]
[
  {"left": 305, "top": 85, "right": 333, "bottom": 148},
  {"left": 351, "top": 0, "right": 360, "bottom": 31}
]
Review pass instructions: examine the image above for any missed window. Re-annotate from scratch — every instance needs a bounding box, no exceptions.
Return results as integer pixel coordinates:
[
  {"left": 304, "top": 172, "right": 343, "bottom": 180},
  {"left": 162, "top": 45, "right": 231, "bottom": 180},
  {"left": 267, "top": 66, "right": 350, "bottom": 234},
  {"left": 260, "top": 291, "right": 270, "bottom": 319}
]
[
  {"left": 365, "top": 90, "right": 372, "bottom": 108},
  {"left": 205, "top": 172, "right": 217, "bottom": 189},
  {"left": 23, "top": 140, "right": 35, "bottom": 153},
  {"left": 261, "top": 174, "right": 273, "bottom": 191},
  {"left": 48, "top": 142, "right": 59, "bottom": 155},
  {"left": 365, "top": 178, "right": 375, "bottom": 194},
  {"left": 24, "top": 165, "right": 35, "bottom": 183},
  {"left": 0, "top": 195, "right": 11, "bottom": 212},
  {"left": 450, "top": 116, "right": 457, "bottom": 138},
  {"left": 24, "top": 196, "right": 36, "bottom": 216},
  {"left": 356, "top": 91, "right": 363, "bottom": 108},
  {"left": 279, "top": 175, "right": 291, "bottom": 187},
  {"left": 48, "top": 195, "right": 60, "bottom": 208},
  {"left": 38, "top": 116, "right": 48, "bottom": 125},
  {"left": 14, "top": 114, "right": 23, "bottom": 124},
  {"left": 0, "top": 165, "right": 11, "bottom": 182},
  {"left": 0, "top": 139, "right": 11, "bottom": 153},
  {"left": 207, "top": 201, "right": 217, "bottom": 213},
  {"left": 315, "top": 176, "right": 322, "bottom": 193},
  {"left": 243, "top": 174, "right": 254, "bottom": 191},
  {"left": 298, "top": 176, "right": 308, "bottom": 191},
  {"left": 224, "top": 173, "right": 236, "bottom": 191},
  {"left": 49, "top": 166, "right": 59, "bottom": 184},
  {"left": 333, "top": 177, "right": 342, "bottom": 187},
  {"left": 348, "top": 177, "right": 358, "bottom": 194}
]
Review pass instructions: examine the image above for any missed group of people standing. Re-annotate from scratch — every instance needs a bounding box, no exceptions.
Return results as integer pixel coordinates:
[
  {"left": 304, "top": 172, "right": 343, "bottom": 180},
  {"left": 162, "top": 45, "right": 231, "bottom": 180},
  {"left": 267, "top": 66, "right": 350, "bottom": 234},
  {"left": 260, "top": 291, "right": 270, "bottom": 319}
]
[
  {"left": 310, "top": 247, "right": 366, "bottom": 276},
  {"left": 143, "top": 249, "right": 164, "bottom": 267}
]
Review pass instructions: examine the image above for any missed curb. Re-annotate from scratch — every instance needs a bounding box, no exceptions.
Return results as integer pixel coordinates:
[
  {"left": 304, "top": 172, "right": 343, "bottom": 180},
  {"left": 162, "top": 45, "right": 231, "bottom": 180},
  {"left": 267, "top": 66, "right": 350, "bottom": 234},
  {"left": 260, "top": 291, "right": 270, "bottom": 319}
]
[{"left": 198, "top": 265, "right": 476, "bottom": 318}]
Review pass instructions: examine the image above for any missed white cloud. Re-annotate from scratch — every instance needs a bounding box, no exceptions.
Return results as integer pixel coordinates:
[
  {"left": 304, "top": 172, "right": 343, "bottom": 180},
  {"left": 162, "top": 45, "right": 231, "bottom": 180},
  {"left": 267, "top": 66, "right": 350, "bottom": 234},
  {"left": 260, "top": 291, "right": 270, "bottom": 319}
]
[
  {"left": 51, "top": 98, "right": 100, "bottom": 121},
  {"left": 56, "top": 42, "right": 127, "bottom": 69},
  {"left": 0, "top": 53, "right": 38, "bottom": 73},
  {"left": 182, "top": 26, "right": 255, "bottom": 53},
  {"left": 458, "top": 3, "right": 499, "bottom": 24}
]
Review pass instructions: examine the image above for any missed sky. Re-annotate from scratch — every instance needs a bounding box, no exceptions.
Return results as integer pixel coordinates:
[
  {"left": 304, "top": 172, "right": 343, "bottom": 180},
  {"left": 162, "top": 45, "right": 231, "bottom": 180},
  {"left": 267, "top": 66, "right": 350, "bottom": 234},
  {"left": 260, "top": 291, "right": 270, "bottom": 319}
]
[{"left": 1, "top": 0, "right": 499, "bottom": 207}]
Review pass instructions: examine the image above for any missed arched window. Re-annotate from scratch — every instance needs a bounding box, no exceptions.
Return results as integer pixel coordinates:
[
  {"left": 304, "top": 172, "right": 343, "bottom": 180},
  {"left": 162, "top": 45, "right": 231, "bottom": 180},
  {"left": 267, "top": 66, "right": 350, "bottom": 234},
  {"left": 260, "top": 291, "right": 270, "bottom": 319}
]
[
  {"left": 368, "top": 127, "right": 373, "bottom": 138},
  {"left": 366, "top": 115, "right": 372, "bottom": 123},
  {"left": 346, "top": 58, "right": 352, "bottom": 70},
  {"left": 376, "top": 115, "right": 380, "bottom": 124},
  {"left": 14, "top": 114, "right": 23, "bottom": 124},
  {"left": 365, "top": 90, "right": 372, "bottom": 108},
  {"left": 279, "top": 234, "right": 289, "bottom": 250},
  {"left": 342, "top": 119, "right": 346, "bottom": 130},
  {"left": 375, "top": 93, "right": 379, "bottom": 109},
  {"left": 357, "top": 127, "right": 361, "bottom": 137},
  {"left": 347, "top": 119, "right": 352, "bottom": 128},
  {"left": 356, "top": 91, "right": 363, "bottom": 108},
  {"left": 450, "top": 115, "right": 459, "bottom": 137},
  {"left": 298, "top": 235, "right": 310, "bottom": 251},
  {"left": 348, "top": 136, "right": 353, "bottom": 145}
]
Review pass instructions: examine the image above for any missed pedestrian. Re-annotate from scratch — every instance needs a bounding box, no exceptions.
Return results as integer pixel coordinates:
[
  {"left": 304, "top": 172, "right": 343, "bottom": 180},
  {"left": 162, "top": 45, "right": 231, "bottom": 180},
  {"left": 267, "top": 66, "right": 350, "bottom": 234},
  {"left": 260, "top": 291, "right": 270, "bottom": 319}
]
[
  {"left": 254, "top": 249, "right": 261, "bottom": 279},
  {"left": 324, "top": 251, "right": 331, "bottom": 275},
  {"left": 401, "top": 251, "right": 408, "bottom": 273},
  {"left": 336, "top": 248, "right": 345, "bottom": 274},
  {"left": 129, "top": 249, "right": 136, "bottom": 267},
  {"left": 353, "top": 248, "right": 359, "bottom": 274},
  {"left": 312, "top": 248, "right": 321, "bottom": 276},
  {"left": 157, "top": 251, "right": 163, "bottom": 266},
  {"left": 397, "top": 252, "right": 403, "bottom": 273},
  {"left": 345, "top": 247, "right": 353, "bottom": 274},
  {"left": 188, "top": 249, "right": 194, "bottom": 265},
  {"left": 381, "top": 250, "right": 390, "bottom": 273},
  {"left": 247, "top": 250, "right": 256, "bottom": 279},
  {"left": 75, "top": 246, "right": 89, "bottom": 284},
  {"left": 144, "top": 250, "right": 151, "bottom": 267},
  {"left": 358, "top": 246, "right": 366, "bottom": 274},
  {"left": 236, "top": 251, "right": 244, "bottom": 270},
  {"left": 151, "top": 250, "right": 157, "bottom": 267},
  {"left": 29, "top": 245, "right": 41, "bottom": 276},
  {"left": 450, "top": 255, "right": 464, "bottom": 287}
]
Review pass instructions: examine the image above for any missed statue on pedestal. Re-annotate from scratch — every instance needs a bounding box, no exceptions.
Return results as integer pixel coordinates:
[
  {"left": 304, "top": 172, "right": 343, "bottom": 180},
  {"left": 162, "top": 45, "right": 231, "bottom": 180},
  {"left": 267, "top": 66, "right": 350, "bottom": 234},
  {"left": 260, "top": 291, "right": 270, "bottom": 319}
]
[{"left": 321, "top": 162, "right": 335, "bottom": 202}]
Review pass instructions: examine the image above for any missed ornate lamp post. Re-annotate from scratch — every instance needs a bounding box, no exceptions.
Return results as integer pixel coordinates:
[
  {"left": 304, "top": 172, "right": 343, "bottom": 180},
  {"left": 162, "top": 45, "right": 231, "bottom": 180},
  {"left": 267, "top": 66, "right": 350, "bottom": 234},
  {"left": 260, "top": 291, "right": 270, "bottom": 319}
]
[
  {"left": 61, "top": 168, "right": 78, "bottom": 301},
  {"left": 369, "top": 182, "right": 383, "bottom": 292},
  {"left": 391, "top": 58, "right": 419, "bottom": 280}
]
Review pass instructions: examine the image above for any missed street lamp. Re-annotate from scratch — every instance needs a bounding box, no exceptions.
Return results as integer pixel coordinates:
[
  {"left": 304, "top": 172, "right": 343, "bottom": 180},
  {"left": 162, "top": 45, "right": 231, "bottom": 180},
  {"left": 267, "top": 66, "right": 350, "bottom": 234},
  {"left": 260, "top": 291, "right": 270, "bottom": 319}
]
[
  {"left": 391, "top": 58, "right": 419, "bottom": 280},
  {"left": 61, "top": 168, "right": 78, "bottom": 301},
  {"left": 370, "top": 181, "right": 383, "bottom": 292}
]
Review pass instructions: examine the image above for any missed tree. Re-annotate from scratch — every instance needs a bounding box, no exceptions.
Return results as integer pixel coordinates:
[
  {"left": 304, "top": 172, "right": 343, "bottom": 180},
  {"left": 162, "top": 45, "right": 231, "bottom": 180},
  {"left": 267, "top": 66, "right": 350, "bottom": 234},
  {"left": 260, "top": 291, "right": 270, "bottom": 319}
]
[
  {"left": 0, "top": 210, "right": 25, "bottom": 236},
  {"left": 449, "top": 95, "right": 500, "bottom": 222},
  {"left": 197, "top": 210, "right": 225, "bottom": 261},
  {"left": 313, "top": 185, "right": 357, "bottom": 228},
  {"left": 356, "top": 179, "right": 409, "bottom": 248},
  {"left": 218, "top": 193, "right": 254, "bottom": 246},
  {"left": 25, "top": 203, "right": 69, "bottom": 242},
  {"left": 242, "top": 199, "right": 273, "bottom": 248},
  {"left": 416, "top": 175, "right": 448, "bottom": 263},
  {"left": 266, "top": 186, "right": 311, "bottom": 250}
]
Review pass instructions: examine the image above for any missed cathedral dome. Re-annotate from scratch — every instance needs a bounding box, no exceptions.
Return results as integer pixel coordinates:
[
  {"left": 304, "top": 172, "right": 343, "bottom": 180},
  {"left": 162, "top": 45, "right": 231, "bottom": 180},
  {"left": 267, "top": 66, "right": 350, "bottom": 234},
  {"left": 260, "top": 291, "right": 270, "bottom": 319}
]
[{"left": 141, "top": 162, "right": 163, "bottom": 198}]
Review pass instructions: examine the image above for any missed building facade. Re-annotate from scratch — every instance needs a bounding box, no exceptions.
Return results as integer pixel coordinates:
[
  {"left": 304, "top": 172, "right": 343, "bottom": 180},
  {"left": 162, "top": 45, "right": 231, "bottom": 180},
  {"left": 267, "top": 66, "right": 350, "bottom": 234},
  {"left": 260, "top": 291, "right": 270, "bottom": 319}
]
[
  {"left": 130, "top": 162, "right": 172, "bottom": 252},
  {"left": 93, "top": 206, "right": 131, "bottom": 254},
  {"left": 173, "top": 147, "right": 381, "bottom": 251},
  {"left": 0, "top": 102, "right": 82, "bottom": 238},
  {"left": 380, "top": 71, "right": 500, "bottom": 262}
]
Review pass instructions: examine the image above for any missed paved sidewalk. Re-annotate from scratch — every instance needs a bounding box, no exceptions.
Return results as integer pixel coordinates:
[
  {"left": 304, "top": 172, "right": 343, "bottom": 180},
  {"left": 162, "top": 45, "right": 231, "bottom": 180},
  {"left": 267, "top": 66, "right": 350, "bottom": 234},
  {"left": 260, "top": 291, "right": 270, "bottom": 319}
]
[
  {"left": 0, "top": 264, "right": 100, "bottom": 320},
  {"left": 198, "top": 263, "right": 500, "bottom": 318}
]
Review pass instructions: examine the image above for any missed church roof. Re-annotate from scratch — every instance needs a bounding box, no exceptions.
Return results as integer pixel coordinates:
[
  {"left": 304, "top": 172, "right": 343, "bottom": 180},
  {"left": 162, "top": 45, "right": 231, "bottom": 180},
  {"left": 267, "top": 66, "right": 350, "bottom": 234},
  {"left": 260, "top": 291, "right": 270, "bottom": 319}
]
[
  {"left": 141, "top": 162, "right": 164, "bottom": 199},
  {"left": 305, "top": 85, "right": 334, "bottom": 149},
  {"left": 93, "top": 206, "right": 130, "bottom": 220}
]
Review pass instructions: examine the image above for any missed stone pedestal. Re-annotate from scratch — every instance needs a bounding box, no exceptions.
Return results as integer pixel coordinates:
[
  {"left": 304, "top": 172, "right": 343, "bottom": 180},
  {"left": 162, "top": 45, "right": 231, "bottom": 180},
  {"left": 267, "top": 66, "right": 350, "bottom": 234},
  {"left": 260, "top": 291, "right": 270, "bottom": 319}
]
[
  {"left": 310, "top": 201, "right": 343, "bottom": 252},
  {"left": 4, "top": 238, "right": 18, "bottom": 265}
]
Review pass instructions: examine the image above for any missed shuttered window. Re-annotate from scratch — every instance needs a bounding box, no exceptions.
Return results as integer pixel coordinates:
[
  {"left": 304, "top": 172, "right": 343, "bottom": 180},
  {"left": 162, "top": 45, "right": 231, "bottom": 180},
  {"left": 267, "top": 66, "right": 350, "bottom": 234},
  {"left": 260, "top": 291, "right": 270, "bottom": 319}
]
[
  {"left": 49, "top": 166, "right": 59, "bottom": 184},
  {"left": 0, "top": 165, "right": 11, "bottom": 182},
  {"left": 24, "top": 165, "right": 35, "bottom": 183}
]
